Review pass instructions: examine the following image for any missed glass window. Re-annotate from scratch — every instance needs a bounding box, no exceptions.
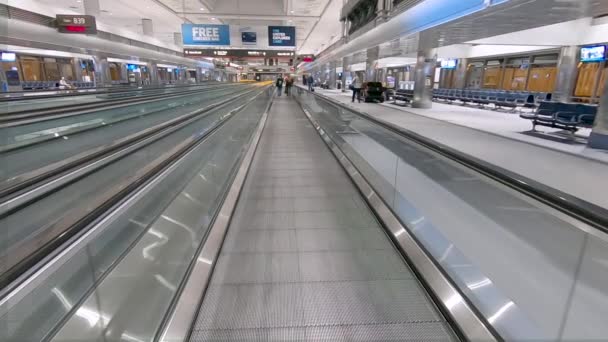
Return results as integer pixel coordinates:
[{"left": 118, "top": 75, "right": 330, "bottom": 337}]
[
  {"left": 502, "top": 65, "right": 528, "bottom": 90},
  {"left": 19, "top": 56, "right": 44, "bottom": 81},
  {"left": 483, "top": 60, "right": 504, "bottom": 89},
  {"left": 533, "top": 54, "right": 559, "bottom": 64},
  {"left": 527, "top": 66, "right": 557, "bottom": 92},
  {"left": 44, "top": 62, "right": 60, "bottom": 81},
  {"left": 466, "top": 63, "right": 484, "bottom": 88},
  {"left": 575, "top": 62, "right": 602, "bottom": 98}
]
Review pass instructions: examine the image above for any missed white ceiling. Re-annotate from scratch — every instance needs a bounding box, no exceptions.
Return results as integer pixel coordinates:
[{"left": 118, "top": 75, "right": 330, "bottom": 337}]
[{"left": 16, "top": 0, "right": 344, "bottom": 55}]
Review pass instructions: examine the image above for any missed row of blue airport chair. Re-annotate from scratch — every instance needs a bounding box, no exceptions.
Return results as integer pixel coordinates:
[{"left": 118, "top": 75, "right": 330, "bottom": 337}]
[
  {"left": 520, "top": 101, "right": 598, "bottom": 133},
  {"left": 433, "top": 88, "right": 552, "bottom": 110},
  {"left": 392, "top": 89, "right": 414, "bottom": 104},
  {"left": 21, "top": 81, "right": 95, "bottom": 90}
]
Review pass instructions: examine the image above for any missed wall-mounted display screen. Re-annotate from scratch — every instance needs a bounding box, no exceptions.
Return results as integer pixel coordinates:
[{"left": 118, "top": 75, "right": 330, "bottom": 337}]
[
  {"left": 241, "top": 32, "right": 257, "bottom": 45},
  {"left": 1, "top": 52, "right": 16, "bottom": 62},
  {"left": 184, "top": 48, "right": 294, "bottom": 58},
  {"left": 56, "top": 15, "right": 97, "bottom": 34},
  {"left": 268, "top": 26, "right": 296, "bottom": 47},
  {"left": 581, "top": 45, "right": 606, "bottom": 62},
  {"left": 440, "top": 59, "right": 457, "bottom": 69},
  {"left": 182, "top": 24, "right": 230, "bottom": 46}
]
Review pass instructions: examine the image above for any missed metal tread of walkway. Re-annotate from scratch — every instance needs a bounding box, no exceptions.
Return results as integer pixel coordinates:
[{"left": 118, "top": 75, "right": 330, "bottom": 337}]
[{"left": 189, "top": 96, "right": 456, "bottom": 341}]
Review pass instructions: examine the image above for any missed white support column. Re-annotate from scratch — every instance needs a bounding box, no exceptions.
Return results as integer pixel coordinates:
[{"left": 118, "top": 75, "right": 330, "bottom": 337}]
[
  {"left": 92, "top": 54, "right": 110, "bottom": 87},
  {"left": 412, "top": 48, "right": 437, "bottom": 108},
  {"left": 366, "top": 46, "right": 379, "bottom": 82},
  {"left": 142, "top": 19, "right": 154, "bottom": 37},
  {"left": 83, "top": 0, "right": 100, "bottom": 16},
  {"left": 328, "top": 61, "right": 337, "bottom": 88},
  {"left": 148, "top": 63, "right": 159, "bottom": 85},
  {"left": 173, "top": 32, "right": 182, "bottom": 46},
  {"left": 453, "top": 58, "right": 468, "bottom": 89},
  {"left": 589, "top": 76, "right": 608, "bottom": 150},
  {"left": 553, "top": 46, "right": 579, "bottom": 102},
  {"left": 341, "top": 56, "right": 348, "bottom": 92}
]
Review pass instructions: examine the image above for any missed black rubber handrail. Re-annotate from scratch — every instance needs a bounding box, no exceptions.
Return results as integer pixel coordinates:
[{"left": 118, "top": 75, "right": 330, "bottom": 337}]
[
  {"left": 0, "top": 83, "right": 239, "bottom": 122},
  {"left": 0, "top": 86, "right": 261, "bottom": 202},
  {"left": 0, "top": 82, "right": 225, "bottom": 102},
  {"left": 305, "top": 88, "right": 608, "bottom": 234}
]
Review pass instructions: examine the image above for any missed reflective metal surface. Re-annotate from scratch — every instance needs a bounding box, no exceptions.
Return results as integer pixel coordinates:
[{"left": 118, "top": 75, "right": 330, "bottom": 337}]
[
  {"left": 295, "top": 88, "right": 608, "bottom": 340},
  {"left": 188, "top": 95, "right": 456, "bottom": 341},
  {"left": 159, "top": 87, "right": 272, "bottom": 342},
  {"left": 299, "top": 105, "right": 495, "bottom": 341},
  {"left": 0, "top": 86, "right": 258, "bottom": 214},
  {"left": 0, "top": 87, "right": 272, "bottom": 342}
]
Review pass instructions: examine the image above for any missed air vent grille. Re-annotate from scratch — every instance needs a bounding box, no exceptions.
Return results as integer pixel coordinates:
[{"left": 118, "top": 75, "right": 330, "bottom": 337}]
[
  {"left": 3, "top": 5, "right": 55, "bottom": 27},
  {"left": 391, "top": 0, "right": 425, "bottom": 16}
]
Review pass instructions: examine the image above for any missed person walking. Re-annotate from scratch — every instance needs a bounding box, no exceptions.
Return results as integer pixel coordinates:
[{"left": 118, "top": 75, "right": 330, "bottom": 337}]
[
  {"left": 351, "top": 75, "right": 362, "bottom": 103},
  {"left": 275, "top": 76, "right": 284, "bottom": 96},
  {"left": 307, "top": 75, "right": 314, "bottom": 91},
  {"left": 285, "top": 76, "right": 293, "bottom": 96}
]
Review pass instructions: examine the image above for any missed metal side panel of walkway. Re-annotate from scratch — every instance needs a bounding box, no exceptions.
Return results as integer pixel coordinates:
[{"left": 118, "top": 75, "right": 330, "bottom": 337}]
[{"left": 188, "top": 95, "right": 457, "bottom": 341}]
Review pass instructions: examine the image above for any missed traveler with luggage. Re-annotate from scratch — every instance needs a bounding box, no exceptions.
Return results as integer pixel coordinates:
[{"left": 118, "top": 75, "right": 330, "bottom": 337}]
[
  {"left": 351, "top": 75, "right": 362, "bottom": 103},
  {"left": 275, "top": 76, "right": 284, "bottom": 96},
  {"left": 285, "top": 76, "right": 293, "bottom": 96}
]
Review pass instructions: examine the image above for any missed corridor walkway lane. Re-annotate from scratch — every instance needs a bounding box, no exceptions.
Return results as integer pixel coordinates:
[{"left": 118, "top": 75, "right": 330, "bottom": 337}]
[
  {"left": 302, "top": 86, "right": 608, "bottom": 210},
  {"left": 189, "top": 96, "right": 457, "bottom": 341}
]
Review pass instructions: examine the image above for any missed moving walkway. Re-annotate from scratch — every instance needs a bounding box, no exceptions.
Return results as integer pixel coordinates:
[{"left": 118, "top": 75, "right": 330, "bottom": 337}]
[
  {"left": 1, "top": 85, "right": 607, "bottom": 341},
  {"left": 0, "top": 82, "right": 237, "bottom": 120}
]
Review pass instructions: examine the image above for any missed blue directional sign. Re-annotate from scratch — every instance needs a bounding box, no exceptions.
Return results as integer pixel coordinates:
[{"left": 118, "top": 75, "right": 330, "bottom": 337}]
[
  {"left": 268, "top": 26, "right": 295, "bottom": 47},
  {"left": 182, "top": 24, "right": 230, "bottom": 46}
]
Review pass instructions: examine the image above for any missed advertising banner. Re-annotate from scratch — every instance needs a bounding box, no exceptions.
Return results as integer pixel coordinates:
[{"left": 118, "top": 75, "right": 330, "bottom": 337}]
[
  {"left": 184, "top": 49, "right": 295, "bottom": 58},
  {"left": 241, "top": 31, "right": 257, "bottom": 45},
  {"left": 268, "top": 26, "right": 296, "bottom": 47},
  {"left": 182, "top": 24, "right": 230, "bottom": 45}
]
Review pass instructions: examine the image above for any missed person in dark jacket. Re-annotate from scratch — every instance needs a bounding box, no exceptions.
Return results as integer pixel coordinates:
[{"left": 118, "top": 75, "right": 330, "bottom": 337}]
[
  {"left": 285, "top": 76, "right": 294, "bottom": 96},
  {"left": 307, "top": 75, "right": 314, "bottom": 91},
  {"left": 275, "top": 76, "right": 284, "bottom": 96}
]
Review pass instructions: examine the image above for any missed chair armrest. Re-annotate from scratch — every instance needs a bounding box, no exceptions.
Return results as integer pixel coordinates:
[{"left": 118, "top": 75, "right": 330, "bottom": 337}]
[
  {"left": 555, "top": 111, "right": 578, "bottom": 121},
  {"left": 537, "top": 109, "right": 554, "bottom": 116}
]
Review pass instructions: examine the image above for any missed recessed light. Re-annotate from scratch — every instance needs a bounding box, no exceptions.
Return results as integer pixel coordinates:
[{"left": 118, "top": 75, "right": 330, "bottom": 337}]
[
  {"left": 200, "top": 7, "right": 205, "bottom": 10},
  {"left": 290, "top": 10, "right": 294, "bottom": 13},
  {"left": 211, "top": 17, "right": 216, "bottom": 20}
]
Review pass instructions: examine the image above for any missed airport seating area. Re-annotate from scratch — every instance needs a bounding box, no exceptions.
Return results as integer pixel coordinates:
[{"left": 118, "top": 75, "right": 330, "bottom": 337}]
[
  {"left": 392, "top": 89, "right": 414, "bottom": 105},
  {"left": 21, "top": 81, "right": 95, "bottom": 90},
  {"left": 433, "top": 88, "right": 552, "bottom": 110},
  {"left": 519, "top": 101, "right": 598, "bottom": 132}
]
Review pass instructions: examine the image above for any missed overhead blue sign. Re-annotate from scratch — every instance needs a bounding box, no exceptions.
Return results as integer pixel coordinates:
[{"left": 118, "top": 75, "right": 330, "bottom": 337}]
[
  {"left": 268, "top": 26, "right": 295, "bottom": 47},
  {"left": 182, "top": 24, "right": 230, "bottom": 46}
]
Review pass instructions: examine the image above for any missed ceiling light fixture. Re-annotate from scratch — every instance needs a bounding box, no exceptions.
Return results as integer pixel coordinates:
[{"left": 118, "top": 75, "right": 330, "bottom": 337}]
[
  {"left": 290, "top": 10, "right": 294, "bottom": 13},
  {"left": 211, "top": 17, "right": 216, "bottom": 20},
  {"left": 200, "top": 8, "right": 205, "bottom": 11}
]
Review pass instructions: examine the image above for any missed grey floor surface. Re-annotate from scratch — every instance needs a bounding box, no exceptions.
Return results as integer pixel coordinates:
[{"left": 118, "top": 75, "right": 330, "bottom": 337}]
[{"left": 189, "top": 95, "right": 456, "bottom": 341}]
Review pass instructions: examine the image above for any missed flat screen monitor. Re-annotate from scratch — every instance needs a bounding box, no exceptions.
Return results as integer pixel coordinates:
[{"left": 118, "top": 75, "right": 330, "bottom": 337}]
[
  {"left": 441, "top": 59, "right": 457, "bottom": 69},
  {"left": 581, "top": 45, "right": 606, "bottom": 62},
  {"left": 1, "top": 52, "right": 16, "bottom": 62},
  {"left": 241, "top": 32, "right": 257, "bottom": 45}
]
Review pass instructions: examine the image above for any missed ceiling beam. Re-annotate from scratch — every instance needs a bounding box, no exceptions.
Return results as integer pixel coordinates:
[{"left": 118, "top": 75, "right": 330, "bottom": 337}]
[
  {"left": 150, "top": 0, "right": 193, "bottom": 23},
  {"left": 179, "top": 13, "right": 320, "bottom": 20},
  {"left": 297, "top": 0, "right": 332, "bottom": 53}
]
